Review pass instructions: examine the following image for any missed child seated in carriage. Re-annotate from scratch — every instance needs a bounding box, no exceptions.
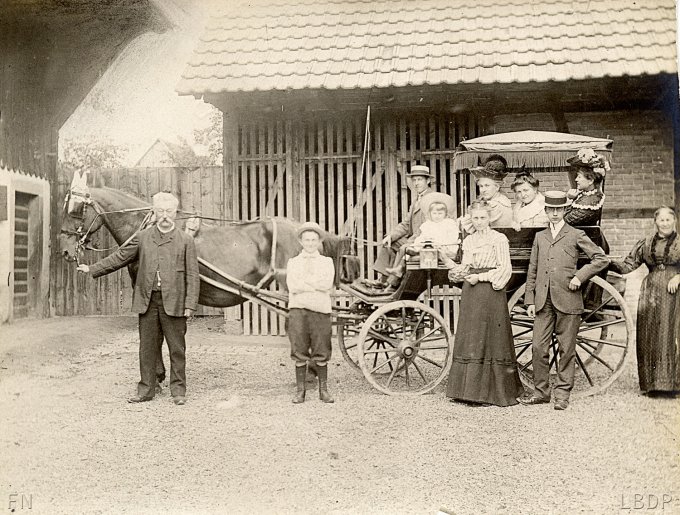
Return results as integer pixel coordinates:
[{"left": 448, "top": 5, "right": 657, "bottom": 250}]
[{"left": 385, "top": 193, "right": 460, "bottom": 280}]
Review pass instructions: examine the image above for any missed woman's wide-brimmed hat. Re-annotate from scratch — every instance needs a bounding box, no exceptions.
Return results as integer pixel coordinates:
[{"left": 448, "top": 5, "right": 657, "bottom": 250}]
[
  {"left": 543, "top": 190, "right": 571, "bottom": 208},
  {"left": 566, "top": 147, "right": 610, "bottom": 178},
  {"left": 406, "top": 164, "right": 433, "bottom": 178},
  {"left": 469, "top": 154, "right": 508, "bottom": 182},
  {"left": 297, "top": 221, "right": 324, "bottom": 239}
]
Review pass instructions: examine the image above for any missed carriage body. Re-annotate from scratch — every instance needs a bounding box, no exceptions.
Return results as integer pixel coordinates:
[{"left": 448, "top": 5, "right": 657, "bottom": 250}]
[{"left": 336, "top": 131, "right": 633, "bottom": 397}]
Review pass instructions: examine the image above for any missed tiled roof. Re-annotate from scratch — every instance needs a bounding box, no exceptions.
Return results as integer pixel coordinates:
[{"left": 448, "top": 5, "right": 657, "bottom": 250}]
[{"left": 177, "top": 0, "right": 678, "bottom": 95}]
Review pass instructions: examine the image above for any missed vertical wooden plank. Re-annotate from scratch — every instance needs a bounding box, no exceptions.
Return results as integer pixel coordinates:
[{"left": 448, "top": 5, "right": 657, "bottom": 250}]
[
  {"left": 336, "top": 118, "right": 346, "bottom": 235},
  {"left": 249, "top": 123, "right": 257, "bottom": 219},
  {"left": 326, "top": 119, "right": 334, "bottom": 233},
  {"left": 374, "top": 120, "right": 384, "bottom": 271},
  {"left": 386, "top": 118, "right": 398, "bottom": 231},
  {"left": 428, "top": 116, "right": 437, "bottom": 191},
  {"left": 316, "top": 120, "right": 325, "bottom": 226},
  {"left": 285, "top": 119, "right": 295, "bottom": 220},
  {"left": 347, "top": 118, "right": 357, "bottom": 260},
  {"left": 223, "top": 111, "right": 236, "bottom": 219},
  {"left": 267, "top": 120, "right": 275, "bottom": 217},
  {"left": 365, "top": 115, "right": 374, "bottom": 277}
]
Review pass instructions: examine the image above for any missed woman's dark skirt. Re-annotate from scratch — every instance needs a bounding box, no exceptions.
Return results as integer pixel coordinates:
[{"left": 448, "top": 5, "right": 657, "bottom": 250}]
[
  {"left": 446, "top": 281, "right": 524, "bottom": 406},
  {"left": 636, "top": 266, "right": 680, "bottom": 392}
]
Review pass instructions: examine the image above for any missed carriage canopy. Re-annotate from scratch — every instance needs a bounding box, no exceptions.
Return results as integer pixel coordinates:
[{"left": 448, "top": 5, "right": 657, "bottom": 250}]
[{"left": 452, "top": 131, "right": 613, "bottom": 172}]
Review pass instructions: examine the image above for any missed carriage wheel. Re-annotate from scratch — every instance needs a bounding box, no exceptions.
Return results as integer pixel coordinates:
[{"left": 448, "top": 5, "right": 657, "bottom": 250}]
[
  {"left": 337, "top": 301, "right": 369, "bottom": 373},
  {"left": 508, "top": 274, "right": 633, "bottom": 398},
  {"left": 357, "top": 300, "right": 454, "bottom": 395}
]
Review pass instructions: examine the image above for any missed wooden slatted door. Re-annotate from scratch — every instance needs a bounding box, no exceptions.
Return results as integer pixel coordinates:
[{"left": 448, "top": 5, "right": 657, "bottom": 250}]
[
  {"left": 227, "top": 111, "right": 486, "bottom": 335},
  {"left": 13, "top": 192, "right": 32, "bottom": 318}
]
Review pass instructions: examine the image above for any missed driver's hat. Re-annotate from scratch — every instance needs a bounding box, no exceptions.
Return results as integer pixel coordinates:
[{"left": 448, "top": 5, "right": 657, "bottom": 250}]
[{"left": 406, "top": 165, "right": 433, "bottom": 178}]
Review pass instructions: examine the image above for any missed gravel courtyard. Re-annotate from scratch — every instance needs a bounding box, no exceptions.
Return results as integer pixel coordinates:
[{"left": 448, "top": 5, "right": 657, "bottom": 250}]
[{"left": 1, "top": 310, "right": 678, "bottom": 515}]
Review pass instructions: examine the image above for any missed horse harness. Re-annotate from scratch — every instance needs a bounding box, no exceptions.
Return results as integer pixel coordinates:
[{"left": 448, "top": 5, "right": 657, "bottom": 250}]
[
  {"left": 62, "top": 189, "right": 281, "bottom": 283},
  {"left": 61, "top": 190, "right": 153, "bottom": 264}
]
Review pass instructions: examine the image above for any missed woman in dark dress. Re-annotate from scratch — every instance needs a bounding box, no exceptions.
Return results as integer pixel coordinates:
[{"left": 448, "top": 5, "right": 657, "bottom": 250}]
[
  {"left": 446, "top": 201, "right": 524, "bottom": 406},
  {"left": 610, "top": 206, "right": 680, "bottom": 394},
  {"left": 564, "top": 148, "right": 608, "bottom": 227}
]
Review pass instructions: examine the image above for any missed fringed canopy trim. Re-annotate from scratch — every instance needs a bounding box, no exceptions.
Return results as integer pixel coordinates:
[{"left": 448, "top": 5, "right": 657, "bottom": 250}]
[{"left": 453, "top": 149, "right": 613, "bottom": 173}]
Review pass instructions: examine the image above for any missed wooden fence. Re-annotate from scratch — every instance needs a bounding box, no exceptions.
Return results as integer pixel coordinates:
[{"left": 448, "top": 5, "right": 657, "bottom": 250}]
[{"left": 52, "top": 110, "right": 486, "bottom": 334}]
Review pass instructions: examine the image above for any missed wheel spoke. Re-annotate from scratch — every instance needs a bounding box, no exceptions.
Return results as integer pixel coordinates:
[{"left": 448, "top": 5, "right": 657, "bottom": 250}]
[
  {"left": 514, "top": 342, "right": 532, "bottom": 360},
  {"left": 575, "top": 341, "right": 615, "bottom": 371},
  {"left": 510, "top": 318, "right": 535, "bottom": 328},
  {"left": 548, "top": 340, "right": 559, "bottom": 371},
  {"left": 411, "top": 359, "right": 428, "bottom": 383},
  {"left": 577, "top": 335, "right": 627, "bottom": 349},
  {"left": 416, "top": 353, "right": 444, "bottom": 368},
  {"left": 416, "top": 345, "right": 449, "bottom": 351},
  {"left": 412, "top": 327, "right": 441, "bottom": 346},
  {"left": 366, "top": 328, "right": 399, "bottom": 347},
  {"left": 512, "top": 326, "right": 534, "bottom": 339},
  {"left": 386, "top": 357, "right": 403, "bottom": 387},
  {"left": 574, "top": 350, "right": 595, "bottom": 386},
  {"left": 519, "top": 360, "right": 532, "bottom": 373},
  {"left": 370, "top": 354, "right": 401, "bottom": 375},
  {"left": 404, "top": 361, "right": 411, "bottom": 386},
  {"left": 580, "top": 317, "right": 625, "bottom": 331},
  {"left": 411, "top": 311, "right": 427, "bottom": 335},
  {"left": 581, "top": 298, "right": 614, "bottom": 323},
  {"left": 362, "top": 347, "right": 399, "bottom": 355},
  {"left": 378, "top": 315, "right": 400, "bottom": 340}
]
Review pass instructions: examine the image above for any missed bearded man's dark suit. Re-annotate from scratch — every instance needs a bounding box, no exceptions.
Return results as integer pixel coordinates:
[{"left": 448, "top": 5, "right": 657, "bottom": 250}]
[
  {"left": 373, "top": 188, "right": 434, "bottom": 277},
  {"left": 525, "top": 223, "right": 609, "bottom": 401},
  {"left": 89, "top": 225, "right": 200, "bottom": 398}
]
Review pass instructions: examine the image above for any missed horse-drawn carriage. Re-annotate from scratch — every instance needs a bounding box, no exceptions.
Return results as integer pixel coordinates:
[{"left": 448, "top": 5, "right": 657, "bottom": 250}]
[{"left": 60, "top": 131, "right": 633, "bottom": 399}]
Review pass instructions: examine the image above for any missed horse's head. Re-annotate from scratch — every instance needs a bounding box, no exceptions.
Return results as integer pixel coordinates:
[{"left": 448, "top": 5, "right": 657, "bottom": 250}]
[{"left": 59, "top": 172, "right": 104, "bottom": 262}]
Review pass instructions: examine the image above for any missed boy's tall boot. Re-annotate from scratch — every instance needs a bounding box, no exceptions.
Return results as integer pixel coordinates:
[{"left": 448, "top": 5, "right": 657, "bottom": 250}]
[
  {"left": 317, "top": 365, "right": 335, "bottom": 403},
  {"left": 293, "top": 365, "right": 306, "bottom": 404}
]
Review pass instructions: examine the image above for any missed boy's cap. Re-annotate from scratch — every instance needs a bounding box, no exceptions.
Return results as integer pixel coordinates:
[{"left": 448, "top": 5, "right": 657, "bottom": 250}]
[{"left": 297, "top": 221, "right": 324, "bottom": 239}]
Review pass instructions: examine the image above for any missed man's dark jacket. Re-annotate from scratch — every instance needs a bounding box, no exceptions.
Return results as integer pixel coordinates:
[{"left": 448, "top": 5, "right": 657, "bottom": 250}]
[{"left": 89, "top": 226, "right": 200, "bottom": 316}]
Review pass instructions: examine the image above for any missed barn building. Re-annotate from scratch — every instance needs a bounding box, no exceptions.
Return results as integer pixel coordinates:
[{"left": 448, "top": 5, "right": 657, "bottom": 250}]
[
  {"left": 177, "top": 0, "right": 679, "bottom": 268},
  {"left": 0, "top": 0, "right": 175, "bottom": 323}
]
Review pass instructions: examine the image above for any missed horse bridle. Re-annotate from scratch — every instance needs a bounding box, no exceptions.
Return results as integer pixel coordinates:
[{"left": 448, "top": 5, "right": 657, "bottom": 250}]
[{"left": 61, "top": 190, "right": 153, "bottom": 263}]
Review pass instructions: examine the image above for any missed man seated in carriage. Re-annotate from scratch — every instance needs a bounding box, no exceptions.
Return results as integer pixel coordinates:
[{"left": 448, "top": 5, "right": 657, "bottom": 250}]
[{"left": 372, "top": 164, "right": 435, "bottom": 290}]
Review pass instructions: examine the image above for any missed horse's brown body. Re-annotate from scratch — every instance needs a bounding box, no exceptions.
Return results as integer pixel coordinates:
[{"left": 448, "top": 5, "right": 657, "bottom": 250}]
[{"left": 60, "top": 187, "right": 350, "bottom": 308}]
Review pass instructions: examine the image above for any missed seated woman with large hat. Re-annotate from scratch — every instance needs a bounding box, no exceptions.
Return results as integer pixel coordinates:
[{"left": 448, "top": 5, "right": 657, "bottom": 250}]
[
  {"left": 460, "top": 154, "right": 513, "bottom": 233},
  {"left": 564, "top": 148, "right": 609, "bottom": 227}
]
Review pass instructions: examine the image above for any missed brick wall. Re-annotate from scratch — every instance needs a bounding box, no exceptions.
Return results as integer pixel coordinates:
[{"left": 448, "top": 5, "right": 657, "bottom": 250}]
[
  {"left": 600, "top": 217, "right": 656, "bottom": 258},
  {"left": 493, "top": 109, "right": 675, "bottom": 256}
]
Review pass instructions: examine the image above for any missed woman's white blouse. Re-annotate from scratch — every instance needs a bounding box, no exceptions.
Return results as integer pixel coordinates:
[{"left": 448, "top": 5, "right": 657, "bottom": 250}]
[{"left": 461, "top": 228, "right": 512, "bottom": 290}]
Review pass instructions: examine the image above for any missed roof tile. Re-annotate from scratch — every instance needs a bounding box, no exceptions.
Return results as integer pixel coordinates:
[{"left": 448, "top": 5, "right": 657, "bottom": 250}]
[{"left": 178, "top": 0, "right": 678, "bottom": 94}]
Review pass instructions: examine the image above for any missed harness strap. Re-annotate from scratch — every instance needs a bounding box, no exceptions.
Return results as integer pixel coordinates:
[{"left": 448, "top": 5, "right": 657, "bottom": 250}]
[{"left": 255, "top": 218, "right": 279, "bottom": 289}]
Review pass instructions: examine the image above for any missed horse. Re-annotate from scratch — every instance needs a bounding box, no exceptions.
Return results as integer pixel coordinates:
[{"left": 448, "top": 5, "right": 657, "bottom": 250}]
[{"left": 59, "top": 179, "right": 356, "bottom": 308}]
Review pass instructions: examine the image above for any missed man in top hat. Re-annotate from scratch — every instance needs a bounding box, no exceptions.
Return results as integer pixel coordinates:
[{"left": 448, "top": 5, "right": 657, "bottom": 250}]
[
  {"left": 286, "top": 221, "right": 336, "bottom": 404},
  {"left": 460, "top": 154, "right": 513, "bottom": 232},
  {"left": 519, "top": 191, "right": 609, "bottom": 410},
  {"left": 373, "top": 164, "right": 435, "bottom": 289}
]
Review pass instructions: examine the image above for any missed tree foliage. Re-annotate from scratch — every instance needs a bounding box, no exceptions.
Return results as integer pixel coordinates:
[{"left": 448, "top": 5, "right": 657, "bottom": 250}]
[
  {"left": 60, "top": 138, "right": 129, "bottom": 172},
  {"left": 193, "top": 109, "right": 223, "bottom": 166}
]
